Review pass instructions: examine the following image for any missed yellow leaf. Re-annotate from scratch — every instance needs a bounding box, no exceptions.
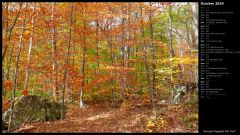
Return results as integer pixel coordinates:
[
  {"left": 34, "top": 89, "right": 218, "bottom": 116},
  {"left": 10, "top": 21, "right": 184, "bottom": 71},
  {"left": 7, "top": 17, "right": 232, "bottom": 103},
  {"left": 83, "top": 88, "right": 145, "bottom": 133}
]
[{"left": 147, "top": 120, "right": 154, "bottom": 127}]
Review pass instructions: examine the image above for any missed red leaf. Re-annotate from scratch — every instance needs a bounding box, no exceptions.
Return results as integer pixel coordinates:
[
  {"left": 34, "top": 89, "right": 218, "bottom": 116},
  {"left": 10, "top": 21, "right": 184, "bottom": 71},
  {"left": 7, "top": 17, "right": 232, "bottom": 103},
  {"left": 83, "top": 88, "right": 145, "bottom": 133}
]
[
  {"left": 21, "top": 90, "right": 29, "bottom": 96},
  {"left": 4, "top": 80, "right": 12, "bottom": 90}
]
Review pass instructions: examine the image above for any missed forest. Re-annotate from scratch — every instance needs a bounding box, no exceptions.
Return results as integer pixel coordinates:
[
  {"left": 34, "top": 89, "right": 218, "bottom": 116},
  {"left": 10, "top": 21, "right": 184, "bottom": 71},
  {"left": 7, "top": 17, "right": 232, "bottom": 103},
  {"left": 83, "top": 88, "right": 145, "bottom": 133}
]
[{"left": 2, "top": 2, "right": 198, "bottom": 133}]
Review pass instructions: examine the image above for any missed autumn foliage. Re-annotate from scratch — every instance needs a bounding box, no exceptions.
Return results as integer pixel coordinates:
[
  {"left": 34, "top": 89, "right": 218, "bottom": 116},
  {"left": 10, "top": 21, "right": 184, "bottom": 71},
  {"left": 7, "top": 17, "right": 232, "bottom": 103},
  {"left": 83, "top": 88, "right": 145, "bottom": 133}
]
[{"left": 2, "top": 2, "right": 198, "bottom": 133}]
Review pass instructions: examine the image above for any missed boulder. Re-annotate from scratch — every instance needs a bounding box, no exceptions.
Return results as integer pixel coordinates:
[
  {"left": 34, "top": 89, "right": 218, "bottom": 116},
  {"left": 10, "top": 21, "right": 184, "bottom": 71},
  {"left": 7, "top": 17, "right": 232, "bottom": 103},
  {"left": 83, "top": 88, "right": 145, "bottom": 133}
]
[
  {"left": 2, "top": 95, "right": 67, "bottom": 130},
  {"left": 172, "top": 85, "right": 186, "bottom": 104}
]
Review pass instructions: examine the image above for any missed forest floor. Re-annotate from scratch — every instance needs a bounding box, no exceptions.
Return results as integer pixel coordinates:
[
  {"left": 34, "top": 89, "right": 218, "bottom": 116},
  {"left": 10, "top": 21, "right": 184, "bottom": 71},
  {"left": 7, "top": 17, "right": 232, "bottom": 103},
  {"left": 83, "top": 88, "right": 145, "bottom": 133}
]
[{"left": 13, "top": 100, "right": 198, "bottom": 133}]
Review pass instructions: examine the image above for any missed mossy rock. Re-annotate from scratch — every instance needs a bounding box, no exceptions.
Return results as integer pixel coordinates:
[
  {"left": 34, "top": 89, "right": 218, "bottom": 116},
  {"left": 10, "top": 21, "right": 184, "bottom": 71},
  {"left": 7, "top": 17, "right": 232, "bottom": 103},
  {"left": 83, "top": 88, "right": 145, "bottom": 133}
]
[
  {"left": 45, "top": 100, "right": 67, "bottom": 121},
  {"left": 2, "top": 95, "right": 67, "bottom": 130}
]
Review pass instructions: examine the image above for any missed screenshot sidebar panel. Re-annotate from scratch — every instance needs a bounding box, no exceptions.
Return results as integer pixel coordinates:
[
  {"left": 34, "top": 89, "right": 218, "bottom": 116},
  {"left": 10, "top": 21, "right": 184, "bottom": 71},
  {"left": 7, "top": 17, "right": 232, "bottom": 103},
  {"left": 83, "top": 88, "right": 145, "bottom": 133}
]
[{"left": 199, "top": 1, "right": 240, "bottom": 133}]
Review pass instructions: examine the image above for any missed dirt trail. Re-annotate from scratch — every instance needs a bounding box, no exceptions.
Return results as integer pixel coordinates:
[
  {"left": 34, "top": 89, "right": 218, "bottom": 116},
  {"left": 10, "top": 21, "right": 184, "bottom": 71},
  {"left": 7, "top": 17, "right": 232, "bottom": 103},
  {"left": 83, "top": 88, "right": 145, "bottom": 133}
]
[{"left": 13, "top": 102, "right": 198, "bottom": 133}]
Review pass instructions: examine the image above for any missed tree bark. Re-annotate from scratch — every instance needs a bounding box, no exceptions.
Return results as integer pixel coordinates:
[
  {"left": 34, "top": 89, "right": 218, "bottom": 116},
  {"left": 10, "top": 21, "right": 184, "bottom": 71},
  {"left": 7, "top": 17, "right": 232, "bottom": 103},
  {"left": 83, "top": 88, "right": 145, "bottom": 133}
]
[
  {"left": 190, "top": 3, "right": 198, "bottom": 46},
  {"left": 149, "top": 2, "right": 156, "bottom": 106},
  {"left": 140, "top": 5, "right": 152, "bottom": 104},
  {"left": 121, "top": 3, "right": 127, "bottom": 103},
  {"left": 51, "top": 3, "right": 59, "bottom": 101},
  {"left": 3, "top": 3, "right": 22, "bottom": 97},
  {"left": 2, "top": 3, "right": 23, "bottom": 62},
  {"left": 8, "top": 3, "right": 28, "bottom": 133},
  {"left": 70, "top": 3, "right": 77, "bottom": 104},
  {"left": 80, "top": 6, "right": 87, "bottom": 108},
  {"left": 24, "top": 3, "right": 37, "bottom": 91},
  {"left": 61, "top": 3, "right": 73, "bottom": 120},
  {"left": 168, "top": 5, "right": 176, "bottom": 103}
]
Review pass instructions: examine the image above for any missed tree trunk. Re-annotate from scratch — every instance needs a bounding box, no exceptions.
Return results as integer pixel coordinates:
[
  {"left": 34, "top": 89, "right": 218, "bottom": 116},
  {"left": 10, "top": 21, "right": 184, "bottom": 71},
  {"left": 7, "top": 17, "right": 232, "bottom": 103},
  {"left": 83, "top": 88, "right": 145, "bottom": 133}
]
[
  {"left": 8, "top": 3, "right": 28, "bottom": 133},
  {"left": 80, "top": 7, "right": 87, "bottom": 108},
  {"left": 24, "top": 3, "right": 37, "bottom": 91},
  {"left": 51, "top": 3, "right": 59, "bottom": 101},
  {"left": 80, "top": 45, "right": 86, "bottom": 108},
  {"left": 61, "top": 3, "right": 73, "bottom": 120},
  {"left": 2, "top": 3, "right": 23, "bottom": 62},
  {"left": 190, "top": 3, "right": 198, "bottom": 46},
  {"left": 3, "top": 3, "right": 22, "bottom": 97},
  {"left": 140, "top": 5, "right": 151, "bottom": 104},
  {"left": 121, "top": 3, "right": 127, "bottom": 103},
  {"left": 70, "top": 3, "right": 77, "bottom": 104},
  {"left": 168, "top": 5, "right": 176, "bottom": 103},
  {"left": 6, "top": 43, "right": 15, "bottom": 80},
  {"left": 149, "top": 2, "right": 156, "bottom": 107}
]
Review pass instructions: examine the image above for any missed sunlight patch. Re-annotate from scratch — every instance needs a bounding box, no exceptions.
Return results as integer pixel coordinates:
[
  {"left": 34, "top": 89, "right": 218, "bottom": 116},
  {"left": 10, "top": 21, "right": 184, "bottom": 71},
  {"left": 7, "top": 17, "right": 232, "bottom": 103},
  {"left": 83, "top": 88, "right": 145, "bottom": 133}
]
[{"left": 86, "top": 112, "right": 112, "bottom": 121}]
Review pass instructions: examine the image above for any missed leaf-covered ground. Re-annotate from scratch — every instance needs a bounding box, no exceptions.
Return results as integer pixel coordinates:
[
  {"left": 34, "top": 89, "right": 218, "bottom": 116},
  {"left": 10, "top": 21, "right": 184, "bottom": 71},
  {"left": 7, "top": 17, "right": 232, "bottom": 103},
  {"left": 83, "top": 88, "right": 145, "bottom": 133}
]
[{"left": 13, "top": 101, "right": 198, "bottom": 133}]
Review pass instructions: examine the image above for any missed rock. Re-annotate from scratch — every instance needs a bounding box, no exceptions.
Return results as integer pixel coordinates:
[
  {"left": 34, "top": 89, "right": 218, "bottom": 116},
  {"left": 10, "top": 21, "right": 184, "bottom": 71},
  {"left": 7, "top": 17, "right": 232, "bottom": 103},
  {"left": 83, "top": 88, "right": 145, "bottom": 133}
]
[
  {"left": 2, "top": 95, "right": 67, "bottom": 130},
  {"left": 172, "top": 85, "right": 186, "bottom": 104}
]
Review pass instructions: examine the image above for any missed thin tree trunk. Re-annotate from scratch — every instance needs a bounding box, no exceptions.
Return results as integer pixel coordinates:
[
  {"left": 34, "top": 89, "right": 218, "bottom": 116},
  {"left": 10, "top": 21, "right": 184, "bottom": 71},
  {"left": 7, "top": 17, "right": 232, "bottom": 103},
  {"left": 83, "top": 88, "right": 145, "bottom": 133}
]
[
  {"left": 61, "top": 3, "right": 73, "bottom": 120},
  {"left": 3, "top": 3, "right": 22, "bottom": 97},
  {"left": 70, "top": 3, "right": 77, "bottom": 104},
  {"left": 168, "top": 5, "right": 176, "bottom": 103},
  {"left": 109, "top": 38, "right": 115, "bottom": 106},
  {"left": 80, "top": 7, "right": 87, "bottom": 108},
  {"left": 24, "top": 3, "right": 37, "bottom": 91},
  {"left": 80, "top": 45, "right": 86, "bottom": 108},
  {"left": 8, "top": 3, "right": 28, "bottom": 133},
  {"left": 2, "top": 3, "right": 23, "bottom": 62},
  {"left": 51, "top": 3, "right": 59, "bottom": 101},
  {"left": 168, "top": 6, "right": 175, "bottom": 59},
  {"left": 190, "top": 3, "right": 198, "bottom": 46},
  {"left": 3, "top": 2, "right": 8, "bottom": 57},
  {"left": 106, "top": 17, "right": 115, "bottom": 106},
  {"left": 95, "top": 8, "right": 101, "bottom": 92},
  {"left": 121, "top": 3, "right": 127, "bottom": 103},
  {"left": 6, "top": 43, "right": 15, "bottom": 81},
  {"left": 2, "top": 3, "right": 9, "bottom": 97},
  {"left": 140, "top": 5, "right": 151, "bottom": 104},
  {"left": 149, "top": 2, "right": 156, "bottom": 107}
]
